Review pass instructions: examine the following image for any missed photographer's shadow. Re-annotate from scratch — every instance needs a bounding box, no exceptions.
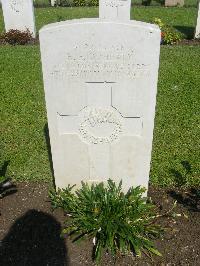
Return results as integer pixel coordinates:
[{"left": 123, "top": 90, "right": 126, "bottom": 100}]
[{"left": 0, "top": 209, "right": 69, "bottom": 266}]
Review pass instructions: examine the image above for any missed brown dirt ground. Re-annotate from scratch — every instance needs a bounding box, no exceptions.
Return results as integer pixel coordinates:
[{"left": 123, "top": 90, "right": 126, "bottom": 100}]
[
  {"left": 176, "top": 39, "right": 200, "bottom": 46},
  {"left": 0, "top": 38, "right": 200, "bottom": 47},
  {"left": 0, "top": 182, "right": 200, "bottom": 266}
]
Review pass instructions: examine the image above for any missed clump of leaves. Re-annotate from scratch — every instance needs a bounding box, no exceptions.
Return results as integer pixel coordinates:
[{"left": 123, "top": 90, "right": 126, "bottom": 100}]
[
  {"left": 50, "top": 180, "right": 162, "bottom": 263},
  {"left": 54, "top": 0, "right": 99, "bottom": 6},
  {"left": 0, "top": 29, "right": 34, "bottom": 45},
  {"left": 153, "top": 18, "right": 183, "bottom": 45}
]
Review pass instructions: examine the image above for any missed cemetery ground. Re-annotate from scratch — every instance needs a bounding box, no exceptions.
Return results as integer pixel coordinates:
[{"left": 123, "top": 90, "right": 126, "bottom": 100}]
[
  {"left": 0, "top": 6, "right": 199, "bottom": 39},
  {"left": 0, "top": 5, "right": 200, "bottom": 266},
  {"left": 0, "top": 182, "right": 200, "bottom": 265}
]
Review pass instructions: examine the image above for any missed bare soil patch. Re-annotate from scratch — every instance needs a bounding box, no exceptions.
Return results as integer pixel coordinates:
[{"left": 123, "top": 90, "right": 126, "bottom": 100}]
[{"left": 0, "top": 182, "right": 199, "bottom": 265}]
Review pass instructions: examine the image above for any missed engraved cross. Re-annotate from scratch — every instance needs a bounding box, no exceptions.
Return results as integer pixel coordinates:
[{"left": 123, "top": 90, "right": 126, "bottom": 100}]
[{"left": 57, "top": 81, "right": 142, "bottom": 182}]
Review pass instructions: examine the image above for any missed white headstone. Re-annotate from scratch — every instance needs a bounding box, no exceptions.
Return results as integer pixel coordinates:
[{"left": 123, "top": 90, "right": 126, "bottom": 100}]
[
  {"left": 40, "top": 19, "right": 160, "bottom": 192},
  {"left": 99, "top": 0, "right": 131, "bottom": 20},
  {"left": 1, "top": 0, "right": 36, "bottom": 37},
  {"left": 51, "top": 0, "right": 57, "bottom": 6},
  {"left": 195, "top": 2, "right": 200, "bottom": 39}
]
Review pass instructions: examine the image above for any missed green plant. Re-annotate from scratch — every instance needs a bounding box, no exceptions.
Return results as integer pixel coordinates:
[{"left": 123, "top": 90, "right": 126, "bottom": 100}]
[
  {"left": 153, "top": 17, "right": 165, "bottom": 29},
  {"left": 54, "top": 0, "right": 98, "bottom": 6},
  {"left": 153, "top": 18, "right": 183, "bottom": 45},
  {"left": 86, "top": 0, "right": 99, "bottom": 7},
  {"left": 50, "top": 180, "right": 162, "bottom": 263},
  {"left": 1, "top": 29, "right": 34, "bottom": 45},
  {"left": 161, "top": 26, "right": 183, "bottom": 45},
  {"left": 142, "top": 0, "right": 152, "bottom": 6}
]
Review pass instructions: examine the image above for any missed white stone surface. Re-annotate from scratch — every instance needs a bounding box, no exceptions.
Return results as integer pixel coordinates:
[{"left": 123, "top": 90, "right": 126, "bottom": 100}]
[
  {"left": 195, "top": 2, "right": 200, "bottom": 39},
  {"left": 99, "top": 0, "right": 131, "bottom": 20},
  {"left": 40, "top": 19, "right": 160, "bottom": 192},
  {"left": 1, "top": 0, "right": 36, "bottom": 37},
  {"left": 51, "top": 0, "right": 57, "bottom": 6}
]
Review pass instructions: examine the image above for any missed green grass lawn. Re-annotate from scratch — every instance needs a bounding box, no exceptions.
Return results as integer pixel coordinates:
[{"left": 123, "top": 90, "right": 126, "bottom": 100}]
[
  {"left": 0, "top": 45, "right": 199, "bottom": 187},
  {"left": 0, "top": 7, "right": 199, "bottom": 187},
  {"left": 151, "top": 46, "right": 200, "bottom": 187},
  {"left": 0, "top": 6, "right": 199, "bottom": 39}
]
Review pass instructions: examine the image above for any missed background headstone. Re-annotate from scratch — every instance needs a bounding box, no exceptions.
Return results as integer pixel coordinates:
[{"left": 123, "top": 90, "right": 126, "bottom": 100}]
[
  {"left": 1, "top": 0, "right": 36, "bottom": 37},
  {"left": 195, "top": 2, "right": 200, "bottom": 39},
  {"left": 99, "top": 0, "right": 131, "bottom": 20},
  {"left": 40, "top": 19, "right": 160, "bottom": 192},
  {"left": 165, "top": 0, "right": 184, "bottom": 7},
  {"left": 51, "top": 0, "right": 57, "bottom": 6}
]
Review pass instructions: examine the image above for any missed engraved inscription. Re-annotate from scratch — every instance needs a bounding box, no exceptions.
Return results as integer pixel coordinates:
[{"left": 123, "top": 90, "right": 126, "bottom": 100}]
[
  {"left": 50, "top": 44, "right": 150, "bottom": 80},
  {"left": 10, "top": 0, "right": 24, "bottom": 13},
  {"left": 79, "top": 107, "right": 122, "bottom": 144},
  {"left": 104, "top": 0, "right": 128, "bottom": 7}
]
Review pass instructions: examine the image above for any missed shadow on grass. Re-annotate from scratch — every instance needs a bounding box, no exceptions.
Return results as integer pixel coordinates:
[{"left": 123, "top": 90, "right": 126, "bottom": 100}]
[
  {"left": 44, "top": 123, "right": 55, "bottom": 188},
  {"left": 174, "top": 25, "right": 195, "bottom": 39},
  {"left": 0, "top": 161, "right": 10, "bottom": 177},
  {"left": 169, "top": 161, "right": 200, "bottom": 212},
  {"left": 170, "top": 160, "right": 192, "bottom": 187},
  {"left": 0, "top": 209, "right": 69, "bottom": 266}
]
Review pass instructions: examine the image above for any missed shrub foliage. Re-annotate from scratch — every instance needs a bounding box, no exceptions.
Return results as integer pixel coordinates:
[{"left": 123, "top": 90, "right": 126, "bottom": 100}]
[
  {"left": 51, "top": 0, "right": 98, "bottom": 6},
  {"left": 153, "top": 18, "right": 183, "bottom": 45},
  {"left": 50, "top": 180, "right": 162, "bottom": 263},
  {"left": 0, "top": 29, "right": 34, "bottom": 45}
]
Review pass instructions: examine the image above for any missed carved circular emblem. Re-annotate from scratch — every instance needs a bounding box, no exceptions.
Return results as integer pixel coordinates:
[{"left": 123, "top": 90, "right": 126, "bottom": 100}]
[{"left": 79, "top": 107, "right": 122, "bottom": 144}]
